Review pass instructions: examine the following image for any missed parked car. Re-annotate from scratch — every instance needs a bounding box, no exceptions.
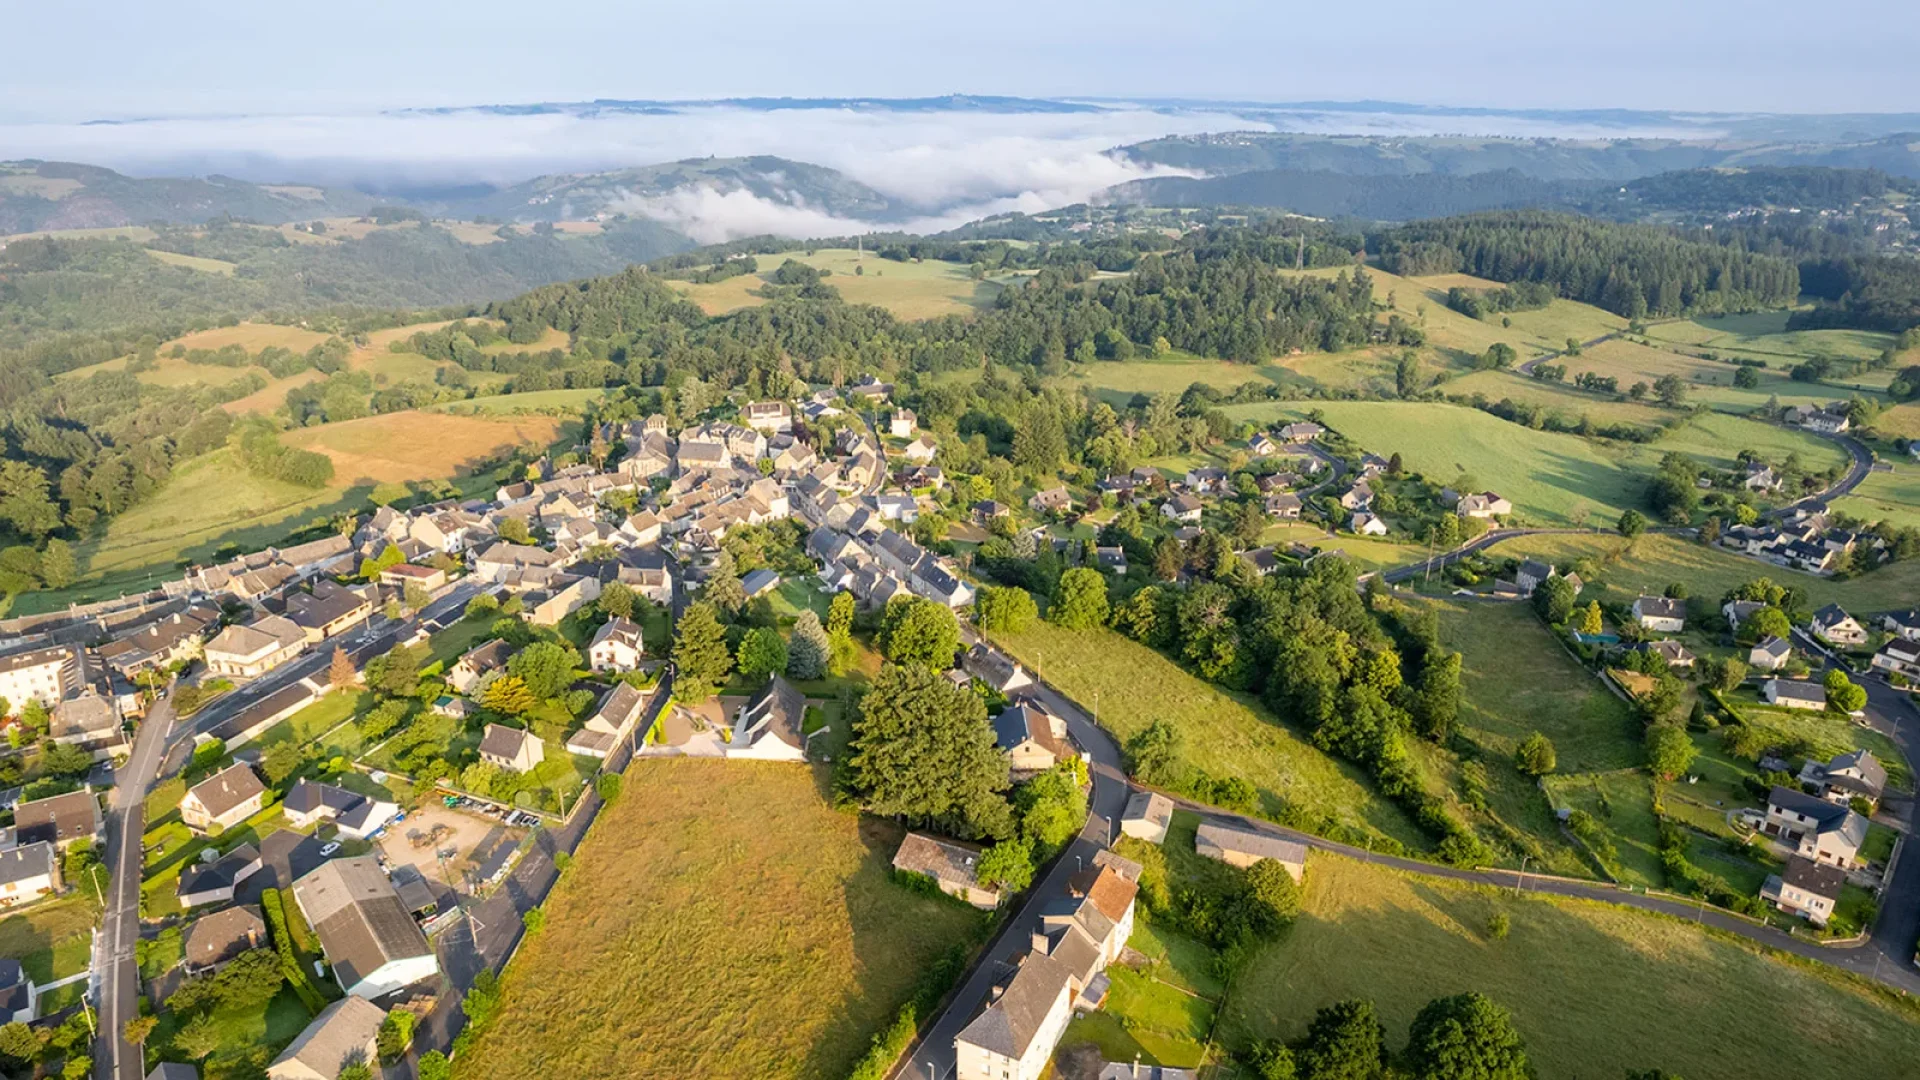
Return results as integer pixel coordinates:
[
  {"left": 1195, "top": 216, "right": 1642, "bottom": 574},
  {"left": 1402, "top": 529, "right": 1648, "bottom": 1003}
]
[{"left": 320, "top": 841, "right": 341, "bottom": 857}]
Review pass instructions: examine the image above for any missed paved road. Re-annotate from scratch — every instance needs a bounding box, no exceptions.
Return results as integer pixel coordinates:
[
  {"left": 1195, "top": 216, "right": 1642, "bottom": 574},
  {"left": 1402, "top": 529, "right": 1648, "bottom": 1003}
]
[
  {"left": 98, "top": 694, "right": 177, "bottom": 1080},
  {"left": 1514, "top": 331, "right": 1627, "bottom": 377},
  {"left": 1768, "top": 429, "right": 1873, "bottom": 520},
  {"left": 891, "top": 638, "right": 1131, "bottom": 1080}
]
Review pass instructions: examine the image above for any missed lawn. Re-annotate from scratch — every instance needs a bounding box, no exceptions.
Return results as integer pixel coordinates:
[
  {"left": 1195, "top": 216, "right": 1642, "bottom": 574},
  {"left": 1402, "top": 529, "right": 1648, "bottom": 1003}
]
[
  {"left": 986, "top": 621, "right": 1427, "bottom": 851},
  {"left": 0, "top": 894, "right": 99, "bottom": 985},
  {"left": 283, "top": 411, "right": 565, "bottom": 486},
  {"left": 1641, "top": 411, "right": 1849, "bottom": 475},
  {"left": 1259, "top": 521, "right": 1415, "bottom": 574},
  {"left": 1443, "top": 369, "right": 1670, "bottom": 430},
  {"left": 1060, "top": 965, "right": 1214, "bottom": 1069},
  {"left": 452, "top": 759, "right": 986, "bottom": 1080},
  {"left": 142, "top": 798, "right": 289, "bottom": 919},
  {"left": 1220, "top": 401, "right": 1644, "bottom": 525},
  {"left": 1833, "top": 466, "right": 1920, "bottom": 530},
  {"left": 1222, "top": 854, "right": 1920, "bottom": 1080},
  {"left": 1642, "top": 311, "right": 1897, "bottom": 367},
  {"left": 254, "top": 689, "right": 370, "bottom": 760},
  {"left": 668, "top": 248, "right": 1002, "bottom": 320},
  {"left": 147, "top": 986, "right": 314, "bottom": 1080},
  {"left": 1539, "top": 770, "right": 1666, "bottom": 887}
]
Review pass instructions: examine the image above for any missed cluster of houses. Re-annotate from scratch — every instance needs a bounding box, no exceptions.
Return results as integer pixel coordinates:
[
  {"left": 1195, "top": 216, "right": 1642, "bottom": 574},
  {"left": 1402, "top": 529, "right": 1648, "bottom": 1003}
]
[
  {"left": 1756, "top": 749, "right": 1887, "bottom": 926},
  {"left": 1718, "top": 503, "right": 1880, "bottom": 576},
  {"left": 1785, "top": 403, "right": 1853, "bottom": 435},
  {"left": 0, "top": 789, "right": 103, "bottom": 937}
]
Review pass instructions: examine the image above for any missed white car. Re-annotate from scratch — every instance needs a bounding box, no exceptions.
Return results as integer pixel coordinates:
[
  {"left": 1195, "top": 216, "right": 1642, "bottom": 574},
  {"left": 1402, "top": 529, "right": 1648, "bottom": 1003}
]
[{"left": 319, "top": 842, "right": 341, "bottom": 857}]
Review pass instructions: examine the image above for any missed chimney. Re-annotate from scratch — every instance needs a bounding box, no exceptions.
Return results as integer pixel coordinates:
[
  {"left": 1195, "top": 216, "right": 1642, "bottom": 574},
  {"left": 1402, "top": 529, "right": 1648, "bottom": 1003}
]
[
  {"left": 1031, "top": 931, "right": 1050, "bottom": 955},
  {"left": 1133, "top": 1052, "right": 1143, "bottom": 1079}
]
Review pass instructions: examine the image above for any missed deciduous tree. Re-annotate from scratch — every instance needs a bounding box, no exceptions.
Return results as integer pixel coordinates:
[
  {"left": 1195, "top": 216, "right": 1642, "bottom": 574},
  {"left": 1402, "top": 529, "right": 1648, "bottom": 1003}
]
[
  {"left": 1403, "top": 992, "right": 1531, "bottom": 1080},
  {"left": 1051, "top": 567, "right": 1110, "bottom": 629},
  {"left": 849, "top": 664, "right": 1011, "bottom": 839}
]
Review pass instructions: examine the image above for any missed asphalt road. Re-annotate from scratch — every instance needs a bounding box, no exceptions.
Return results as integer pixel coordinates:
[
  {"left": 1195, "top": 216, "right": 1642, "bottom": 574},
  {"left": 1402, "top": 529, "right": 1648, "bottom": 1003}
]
[{"left": 98, "top": 694, "right": 176, "bottom": 1080}]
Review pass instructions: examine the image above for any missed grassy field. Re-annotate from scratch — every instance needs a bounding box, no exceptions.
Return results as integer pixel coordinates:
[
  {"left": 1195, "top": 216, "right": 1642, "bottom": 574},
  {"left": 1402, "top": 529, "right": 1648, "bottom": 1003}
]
[
  {"left": 1444, "top": 369, "right": 1671, "bottom": 429},
  {"left": 1222, "top": 855, "right": 1920, "bottom": 1080},
  {"left": 1868, "top": 405, "right": 1920, "bottom": 441},
  {"left": 1056, "top": 351, "right": 1314, "bottom": 405},
  {"left": 283, "top": 411, "right": 564, "bottom": 485},
  {"left": 0, "top": 894, "right": 99, "bottom": 986},
  {"left": 986, "top": 621, "right": 1427, "bottom": 850},
  {"left": 1833, "top": 466, "right": 1920, "bottom": 529},
  {"left": 1643, "top": 312, "right": 1897, "bottom": 367},
  {"left": 453, "top": 759, "right": 985, "bottom": 1080},
  {"left": 1572, "top": 337, "right": 1870, "bottom": 413},
  {"left": 1221, "top": 401, "right": 1642, "bottom": 525},
  {"left": 146, "top": 248, "right": 237, "bottom": 275},
  {"left": 1259, "top": 521, "right": 1414, "bottom": 574},
  {"left": 433, "top": 388, "right": 608, "bottom": 415},
  {"left": 1646, "top": 411, "right": 1850, "bottom": 474},
  {"left": 147, "top": 986, "right": 313, "bottom": 1080},
  {"left": 1487, "top": 532, "right": 1920, "bottom": 614},
  {"left": 668, "top": 249, "right": 1002, "bottom": 320}
]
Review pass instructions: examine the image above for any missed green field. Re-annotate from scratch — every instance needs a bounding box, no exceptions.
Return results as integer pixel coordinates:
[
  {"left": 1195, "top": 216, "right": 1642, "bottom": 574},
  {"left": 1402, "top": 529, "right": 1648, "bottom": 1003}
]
[
  {"left": 147, "top": 248, "right": 237, "bottom": 275},
  {"left": 1648, "top": 411, "right": 1850, "bottom": 474},
  {"left": 1643, "top": 311, "right": 1897, "bottom": 367},
  {"left": 1222, "top": 855, "right": 1920, "bottom": 1080},
  {"left": 1057, "top": 352, "right": 1313, "bottom": 405},
  {"left": 668, "top": 249, "right": 1003, "bottom": 320},
  {"left": 1572, "top": 337, "right": 1879, "bottom": 414},
  {"left": 1444, "top": 369, "right": 1671, "bottom": 429},
  {"left": 986, "top": 620, "right": 1427, "bottom": 850},
  {"left": 453, "top": 759, "right": 985, "bottom": 1080},
  {"left": 0, "top": 894, "right": 99, "bottom": 986},
  {"left": 433, "top": 388, "right": 608, "bottom": 415},
  {"left": 1834, "top": 466, "right": 1920, "bottom": 529}
]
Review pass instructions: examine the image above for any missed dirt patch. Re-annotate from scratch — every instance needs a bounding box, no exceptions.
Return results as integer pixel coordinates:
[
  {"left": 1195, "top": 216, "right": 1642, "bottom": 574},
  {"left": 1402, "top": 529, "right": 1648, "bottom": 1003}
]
[
  {"left": 284, "top": 411, "right": 564, "bottom": 484},
  {"left": 375, "top": 803, "right": 525, "bottom": 896}
]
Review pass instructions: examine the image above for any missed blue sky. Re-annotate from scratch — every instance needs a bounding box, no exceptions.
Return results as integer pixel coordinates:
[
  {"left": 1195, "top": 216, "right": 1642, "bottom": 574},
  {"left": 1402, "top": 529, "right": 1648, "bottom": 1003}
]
[{"left": 5, "top": 0, "right": 1916, "bottom": 119}]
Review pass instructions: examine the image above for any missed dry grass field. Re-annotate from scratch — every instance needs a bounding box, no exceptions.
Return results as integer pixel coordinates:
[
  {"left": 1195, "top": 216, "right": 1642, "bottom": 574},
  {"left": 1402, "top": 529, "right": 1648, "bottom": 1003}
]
[
  {"left": 145, "top": 248, "right": 236, "bottom": 275},
  {"left": 669, "top": 248, "right": 1002, "bottom": 319},
  {"left": 283, "top": 411, "right": 563, "bottom": 484},
  {"left": 453, "top": 760, "right": 984, "bottom": 1080}
]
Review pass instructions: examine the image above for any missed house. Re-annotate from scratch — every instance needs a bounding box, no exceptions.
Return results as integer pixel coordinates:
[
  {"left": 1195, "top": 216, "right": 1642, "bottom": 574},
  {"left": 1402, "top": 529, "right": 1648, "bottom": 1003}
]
[
  {"left": 892, "top": 832, "right": 999, "bottom": 909},
  {"left": 904, "top": 434, "right": 940, "bottom": 464},
  {"left": 1265, "top": 492, "right": 1302, "bottom": 519},
  {"left": 1761, "top": 856, "right": 1845, "bottom": 927},
  {"left": 1455, "top": 491, "right": 1513, "bottom": 519},
  {"left": 283, "top": 581, "right": 374, "bottom": 644},
  {"left": 477, "top": 724, "right": 544, "bottom": 773},
  {"left": 954, "top": 950, "right": 1073, "bottom": 1080},
  {"left": 1722, "top": 599, "right": 1768, "bottom": 629},
  {"left": 1028, "top": 487, "right": 1072, "bottom": 514},
  {"left": 1638, "top": 639, "right": 1697, "bottom": 669},
  {"left": 1249, "top": 433, "right": 1280, "bottom": 457},
  {"left": 203, "top": 615, "right": 308, "bottom": 680},
  {"left": 1194, "top": 822, "right": 1308, "bottom": 881},
  {"left": 281, "top": 780, "right": 398, "bottom": 839},
  {"left": 1242, "top": 547, "right": 1283, "bottom": 576},
  {"left": 588, "top": 617, "right": 644, "bottom": 672},
  {"left": 378, "top": 562, "right": 447, "bottom": 593},
  {"left": 522, "top": 575, "right": 600, "bottom": 627},
  {"left": 1161, "top": 494, "right": 1203, "bottom": 523},
  {"left": 1185, "top": 466, "right": 1227, "bottom": 493},
  {"left": 1882, "top": 609, "right": 1920, "bottom": 643},
  {"left": 1514, "top": 560, "right": 1556, "bottom": 596},
  {"left": 178, "top": 843, "right": 263, "bottom": 909},
  {"left": 1762, "top": 678, "right": 1827, "bottom": 711},
  {"left": 728, "top": 676, "right": 809, "bottom": 762},
  {"left": 447, "top": 639, "right": 513, "bottom": 694},
  {"left": 292, "top": 857, "right": 438, "bottom": 999},
  {"left": 1748, "top": 635, "right": 1793, "bottom": 672},
  {"left": 1870, "top": 639, "right": 1920, "bottom": 681},
  {"left": 0, "top": 843, "right": 59, "bottom": 909},
  {"left": 889, "top": 408, "right": 917, "bottom": 438},
  {"left": 265, "top": 995, "right": 388, "bottom": 1080},
  {"left": 1121, "top": 791, "right": 1174, "bottom": 845},
  {"left": 566, "top": 682, "right": 650, "bottom": 759},
  {"left": 0, "top": 956, "right": 37, "bottom": 1023},
  {"left": 99, "top": 609, "right": 215, "bottom": 677},
  {"left": 1810, "top": 604, "right": 1868, "bottom": 647},
  {"left": 1763, "top": 786, "right": 1867, "bottom": 868},
  {"left": 850, "top": 374, "right": 894, "bottom": 403},
  {"left": 743, "top": 400, "right": 793, "bottom": 433},
  {"left": 741, "top": 568, "right": 782, "bottom": 599},
  {"left": 1338, "top": 483, "right": 1373, "bottom": 512},
  {"left": 1351, "top": 511, "right": 1387, "bottom": 536},
  {"left": 1094, "top": 545, "right": 1128, "bottom": 574},
  {"left": 972, "top": 500, "right": 1011, "bottom": 525},
  {"left": 49, "top": 693, "right": 123, "bottom": 749},
  {"left": 471, "top": 542, "right": 566, "bottom": 584},
  {"left": 14, "top": 789, "right": 101, "bottom": 850},
  {"left": 1278, "top": 421, "right": 1324, "bottom": 443},
  {"left": 964, "top": 644, "right": 1035, "bottom": 695},
  {"left": 1631, "top": 596, "right": 1687, "bottom": 633},
  {"left": 1798, "top": 407, "right": 1852, "bottom": 434},
  {"left": 183, "top": 905, "right": 266, "bottom": 973},
  {"left": 1743, "top": 464, "right": 1781, "bottom": 491},
  {"left": 181, "top": 764, "right": 268, "bottom": 834},
  {"left": 993, "top": 703, "right": 1072, "bottom": 775},
  {"left": 1802, "top": 749, "right": 1888, "bottom": 809}
]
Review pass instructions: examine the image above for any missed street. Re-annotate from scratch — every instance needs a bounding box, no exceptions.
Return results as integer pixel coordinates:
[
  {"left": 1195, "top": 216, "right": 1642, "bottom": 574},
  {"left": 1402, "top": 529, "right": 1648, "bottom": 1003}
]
[{"left": 96, "top": 694, "right": 175, "bottom": 1080}]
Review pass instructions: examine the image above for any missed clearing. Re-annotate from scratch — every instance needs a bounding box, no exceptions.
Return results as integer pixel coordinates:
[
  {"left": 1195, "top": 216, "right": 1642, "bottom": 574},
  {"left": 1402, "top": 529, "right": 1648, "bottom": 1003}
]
[
  {"left": 452, "top": 759, "right": 985, "bottom": 1080},
  {"left": 1223, "top": 854, "right": 1920, "bottom": 1080},
  {"left": 668, "top": 249, "right": 1002, "bottom": 320},
  {"left": 283, "top": 411, "right": 564, "bottom": 485}
]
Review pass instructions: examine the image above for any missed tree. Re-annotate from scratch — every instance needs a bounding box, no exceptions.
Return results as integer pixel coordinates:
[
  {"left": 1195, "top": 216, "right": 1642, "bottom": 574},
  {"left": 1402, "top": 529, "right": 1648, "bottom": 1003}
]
[
  {"left": 328, "top": 646, "right": 357, "bottom": 692},
  {"left": 672, "top": 602, "right": 733, "bottom": 701},
  {"left": 596, "top": 772, "right": 622, "bottom": 803},
  {"left": 1403, "top": 992, "right": 1531, "bottom": 1080},
  {"left": 262, "top": 740, "right": 305, "bottom": 785},
  {"left": 0, "top": 1022, "right": 34, "bottom": 1066},
  {"left": 174, "top": 1012, "right": 224, "bottom": 1059},
  {"left": 1294, "top": 998, "right": 1387, "bottom": 1080},
  {"left": 362, "top": 643, "right": 423, "bottom": 698},
  {"left": 1245, "top": 858, "right": 1304, "bottom": 929},
  {"left": 975, "top": 838, "right": 1035, "bottom": 892},
  {"left": 508, "top": 641, "right": 581, "bottom": 701},
  {"left": 828, "top": 589, "right": 856, "bottom": 638},
  {"left": 1578, "top": 601, "right": 1604, "bottom": 635},
  {"left": 849, "top": 664, "right": 1011, "bottom": 839},
  {"left": 736, "top": 627, "right": 789, "bottom": 680},
  {"left": 338, "top": 1066, "right": 374, "bottom": 1080},
  {"left": 1413, "top": 651, "right": 1462, "bottom": 742},
  {"left": 1125, "top": 719, "right": 1183, "bottom": 786},
  {"left": 417, "top": 1051, "right": 453, "bottom": 1080},
  {"left": 122, "top": 1015, "right": 157, "bottom": 1047},
  {"left": 598, "top": 580, "right": 637, "bottom": 619},
  {"left": 974, "top": 585, "right": 1038, "bottom": 633},
  {"left": 1251, "top": 1041, "right": 1298, "bottom": 1080},
  {"left": 1533, "top": 576, "right": 1576, "bottom": 624},
  {"left": 1653, "top": 373, "right": 1688, "bottom": 408},
  {"left": 1824, "top": 669, "right": 1868, "bottom": 714},
  {"left": 1051, "top": 568, "right": 1110, "bottom": 630},
  {"left": 497, "top": 517, "right": 532, "bottom": 545},
  {"left": 1646, "top": 724, "right": 1697, "bottom": 780},
  {"left": 376, "top": 1009, "right": 417, "bottom": 1061},
  {"left": 38, "top": 538, "right": 74, "bottom": 589},
  {"left": 1740, "top": 606, "right": 1791, "bottom": 645},
  {"left": 786, "top": 610, "right": 830, "bottom": 680},
  {"left": 480, "top": 676, "right": 535, "bottom": 715},
  {"left": 879, "top": 596, "right": 960, "bottom": 670},
  {"left": 1514, "top": 732, "right": 1558, "bottom": 776},
  {"left": 465, "top": 593, "right": 499, "bottom": 620},
  {"left": 1709, "top": 656, "right": 1749, "bottom": 692},
  {"left": 1734, "top": 365, "right": 1761, "bottom": 389},
  {"left": 702, "top": 550, "right": 746, "bottom": 616},
  {"left": 1617, "top": 508, "right": 1647, "bottom": 538}
]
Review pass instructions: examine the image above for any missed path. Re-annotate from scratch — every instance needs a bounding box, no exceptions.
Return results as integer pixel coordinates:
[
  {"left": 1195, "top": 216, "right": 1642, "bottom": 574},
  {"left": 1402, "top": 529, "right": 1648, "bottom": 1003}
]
[
  {"left": 97, "top": 693, "right": 175, "bottom": 1080},
  {"left": 1514, "top": 331, "right": 1627, "bottom": 377}
]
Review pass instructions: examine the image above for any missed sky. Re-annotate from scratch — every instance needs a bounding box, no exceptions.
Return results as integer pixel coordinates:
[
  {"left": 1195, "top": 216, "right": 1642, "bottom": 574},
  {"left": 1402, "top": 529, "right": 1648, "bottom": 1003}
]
[{"left": 5, "top": 0, "right": 1917, "bottom": 120}]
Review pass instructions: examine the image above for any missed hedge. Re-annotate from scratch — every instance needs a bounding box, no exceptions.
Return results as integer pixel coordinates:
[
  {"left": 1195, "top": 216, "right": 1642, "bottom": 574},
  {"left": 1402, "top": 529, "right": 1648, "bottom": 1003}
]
[{"left": 262, "top": 887, "right": 330, "bottom": 1014}]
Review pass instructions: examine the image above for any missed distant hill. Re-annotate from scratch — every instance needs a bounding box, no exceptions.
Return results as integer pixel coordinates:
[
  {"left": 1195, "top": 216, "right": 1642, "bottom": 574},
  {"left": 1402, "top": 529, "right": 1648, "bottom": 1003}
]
[
  {"left": 1105, "top": 168, "right": 1594, "bottom": 220},
  {"left": 0, "top": 160, "right": 378, "bottom": 234},
  {"left": 422, "top": 156, "right": 902, "bottom": 224}
]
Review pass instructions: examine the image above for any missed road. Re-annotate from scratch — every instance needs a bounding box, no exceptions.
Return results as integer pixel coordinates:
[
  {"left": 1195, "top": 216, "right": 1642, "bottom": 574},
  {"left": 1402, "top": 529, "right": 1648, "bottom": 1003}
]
[
  {"left": 97, "top": 694, "right": 176, "bottom": 1080},
  {"left": 1514, "top": 331, "right": 1628, "bottom": 377}
]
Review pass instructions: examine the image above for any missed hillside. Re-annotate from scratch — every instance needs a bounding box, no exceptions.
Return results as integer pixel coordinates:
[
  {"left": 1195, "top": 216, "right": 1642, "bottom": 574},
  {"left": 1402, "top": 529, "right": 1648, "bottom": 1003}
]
[
  {"left": 427, "top": 156, "right": 900, "bottom": 224},
  {"left": 0, "top": 160, "right": 377, "bottom": 234}
]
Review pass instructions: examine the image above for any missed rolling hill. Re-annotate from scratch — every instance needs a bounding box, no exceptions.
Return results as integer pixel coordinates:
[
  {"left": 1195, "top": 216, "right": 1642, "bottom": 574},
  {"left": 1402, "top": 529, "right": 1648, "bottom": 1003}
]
[{"left": 0, "top": 160, "right": 378, "bottom": 234}]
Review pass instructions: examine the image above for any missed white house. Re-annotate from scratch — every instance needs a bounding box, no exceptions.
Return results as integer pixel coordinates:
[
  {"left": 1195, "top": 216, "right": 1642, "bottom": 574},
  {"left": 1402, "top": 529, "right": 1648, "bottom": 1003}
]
[
  {"left": 1810, "top": 604, "right": 1868, "bottom": 647},
  {"left": 1763, "top": 787, "right": 1867, "bottom": 868},
  {"left": 1120, "top": 791, "right": 1174, "bottom": 845},
  {"left": 1351, "top": 512, "right": 1387, "bottom": 536},
  {"left": 587, "top": 617, "right": 644, "bottom": 672},
  {"left": 1631, "top": 596, "right": 1686, "bottom": 633},
  {"left": 1162, "top": 494, "right": 1203, "bottom": 523},
  {"left": 293, "top": 857, "right": 439, "bottom": 1000},
  {"left": 1761, "top": 856, "right": 1845, "bottom": 927},
  {"left": 0, "top": 843, "right": 59, "bottom": 910},
  {"left": 1455, "top": 491, "right": 1513, "bottom": 519},
  {"left": 1748, "top": 636, "right": 1793, "bottom": 672},
  {"left": 267, "top": 996, "right": 387, "bottom": 1080},
  {"left": 1762, "top": 678, "right": 1827, "bottom": 711},
  {"left": 477, "top": 724, "right": 544, "bottom": 773},
  {"left": 889, "top": 409, "right": 917, "bottom": 438},
  {"left": 727, "top": 676, "right": 810, "bottom": 762},
  {"left": 181, "top": 763, "right": 268, "bottom": 834},
  {"left": 954, "top": 953, "right": 1075, "bottom": 1080}
]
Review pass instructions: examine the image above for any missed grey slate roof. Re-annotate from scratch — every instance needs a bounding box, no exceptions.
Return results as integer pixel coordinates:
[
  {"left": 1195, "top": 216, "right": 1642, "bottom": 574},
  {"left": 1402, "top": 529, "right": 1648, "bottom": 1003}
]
[
  {"left": 1769, "top": 786, "right": 1851, "bottom": 830},
  {"left": 187, "top": 763, "right": 266, "bottom": 821},
  {"left": 1196, "top": 822, "right": 1309, "bottom": 865},
  {"left": 956, "top": 952, "right": 1073, "bottom": 1059},
  {"left": 267, "top": 996, "right": 386, "bottom": 1078},
  {"left": 292, "top": 856, "right": 433, "bottom": 995}
]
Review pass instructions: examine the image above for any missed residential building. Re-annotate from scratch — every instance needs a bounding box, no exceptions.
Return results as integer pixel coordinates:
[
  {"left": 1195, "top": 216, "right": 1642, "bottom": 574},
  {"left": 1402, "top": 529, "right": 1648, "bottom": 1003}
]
[
  {"left": 903, "top": 434, "right": 940, "bottom": 464},
  {"left": 471, "top": 542, "right": 566, "bottom": 584},
  {"left": 1455, "top": 491, "right": 1513, "bottom": 519},
  {"left": 522, "top": 575, "right": 600, "bottom": 627},
  {"left": 1248, "top": 433, "right": 1279, "bottom": 456},
  {"left": 181, "top": 764, "right": 268, "bottom": 833},
  {"left": 1094, "top": 545, "right": 1128, "bottom": 574},
  {"left": 99, "top": 609, "right": 215, "bottom": 677},
  {"left": 447, "top": 639, "right": 513, "bottom": 694},
  {"left": 266, "top": 996, "right": 388, "bottom": 1080},
  {"left": 1351, "top": 512, "right": 1387, "bottom": 536},
  {"left": 1278, "top": 421, "right": 1324, "bottom": 443},
  {"left": 178, "top": 843, "right": 262, "bottom": 909},
  {"left": 954, "top": 953, "right": 1074, "bottom": 1080},
  {"left": 588, "top": 617, "right": 644, "bottom": 672},
  {"left": 0, "top": 646, "right": 75, "bottom": 708},
  {"left": 49, "top": 693, "right": 123, "bottom": 749},
  {"left": 1639, "top": 640, "right": 1696, "bottom": 670},
  {"left": 1761, "top": 856, "right": 1845, "bottom": 927},
  {"left": 566, "top": 682, "right": 650, "bottom": 759},
  {"left": 477, "top": 724, "right": 544, "bottom": 773},
  {"left": 1120, "top": 791, "right": 1174, "bottom": 845},
  {"left": 1748, "top": 636, "right": 1793, "bottom": 672},
  {"left": 1762, "top": 678, "right": 1827, "bottom": 711},
  {"left": 292, "top": 857, "right": 438, "bottom": 999},
  {"left": 1631, "top": 596, "right": 1687, "bottom": 633},
  {"left": 1265, "top": 492, "right": 1302, "bottom": 519},
  {"left": 964, "top": 644, "right": 1036, "bottom": 696},
  {"left": 1882, "top": 609, "right": 1920, "bottom": 643},
  {"left": 0, "top": 843, "right": 58, "bottom": 908},
  {"left": 1162, "top": 494, "right": 1203, "bottom": 522},
  {"left": 1195, "top": 822, "right": 1308, "bottom": 881},
  {"left": 743, "top": 400, "right": 794, "bottom": 433},
  {"left": 378, "top": 562, "right": 447, "bottom": 593},
  {"left": 203, "top": 616, "right": 307, "bottom": 679},
  {"left": 1338, "top": 483, "right": 1373, "bottom": 512},
  {"left": 993, "top": 703, "right": 1071, "bottom": 775},
  {"left": 893, "top": 832, "right": 1000, "bottom": 909},
  {"left": 889, "top": 409, "right": 917, "bottom": 438},
  {"left": 1514, "top": 560, "right": 1556, "bottom": 596},
  {"left": 741, "top": 568, "right": 781, "bottom": 599},
  {"left": 1802, "top": 749, "right": 1887, "bottom": 810},
  {"left": 1099, "top": 1064, "right": 1193, "bottom": 1080},
  {"left": 183, "top": 905, "right": 266, "bottom": 973},
  {"left": 283, "top": 581, "right": 374, "bottom": 644},
  {"left": 1810, "top": 604, "right": 1868, "bottom": 647},
  {"left": 728, "top": 676, "right": 809, "bottom": 762},
  {"left": 1722, "top": 599, "right": 1769, "bottom": 629},
  {"left": 280, "top": 780, "right": 397, "bottom": 840},
  {"left": 1763, "top": 787, "right": 1867, "bottom": 868},
  {"left": 1871, "top": 639, "right": 1920, "bottom": 681},
  {"left": 14, "top": 790, "right": 101, "bottom": 850},
  {"left": 1028, "top": 487, "right": 1072, "bottom": 514},
  {"left": 0, "top": 957, "right": 36, "bottom": 1023}
]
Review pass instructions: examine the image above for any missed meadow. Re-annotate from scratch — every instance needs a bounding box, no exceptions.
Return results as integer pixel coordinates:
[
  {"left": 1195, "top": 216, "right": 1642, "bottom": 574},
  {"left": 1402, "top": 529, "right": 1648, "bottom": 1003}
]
[
  {"left": 1833, "top": 466, "right": 1920, "bottom": 529},
  {"left": 986, "top": 620, "right": 1428, "bottom": 850},
  {"left": 1569, "top": 337, "right": 1874, "bottom": 413},
  {"left": 1222, "top": 855, "right": 1920, "bottom": 1080},
  {"left": 1643, "top": 311, "right": 1897, "bottom": 367},
  {"left": 282, "top": 411, "right": 564, "bottom": 485},
  {"left": 668, "top": 249, "right": 1002, "bottom": 320},
  {"left": 452, "top": 759, "right": 986, "bottom": 1080},
  {"left": 0, "top": 894, "right": 99, "bottom": 989}
]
